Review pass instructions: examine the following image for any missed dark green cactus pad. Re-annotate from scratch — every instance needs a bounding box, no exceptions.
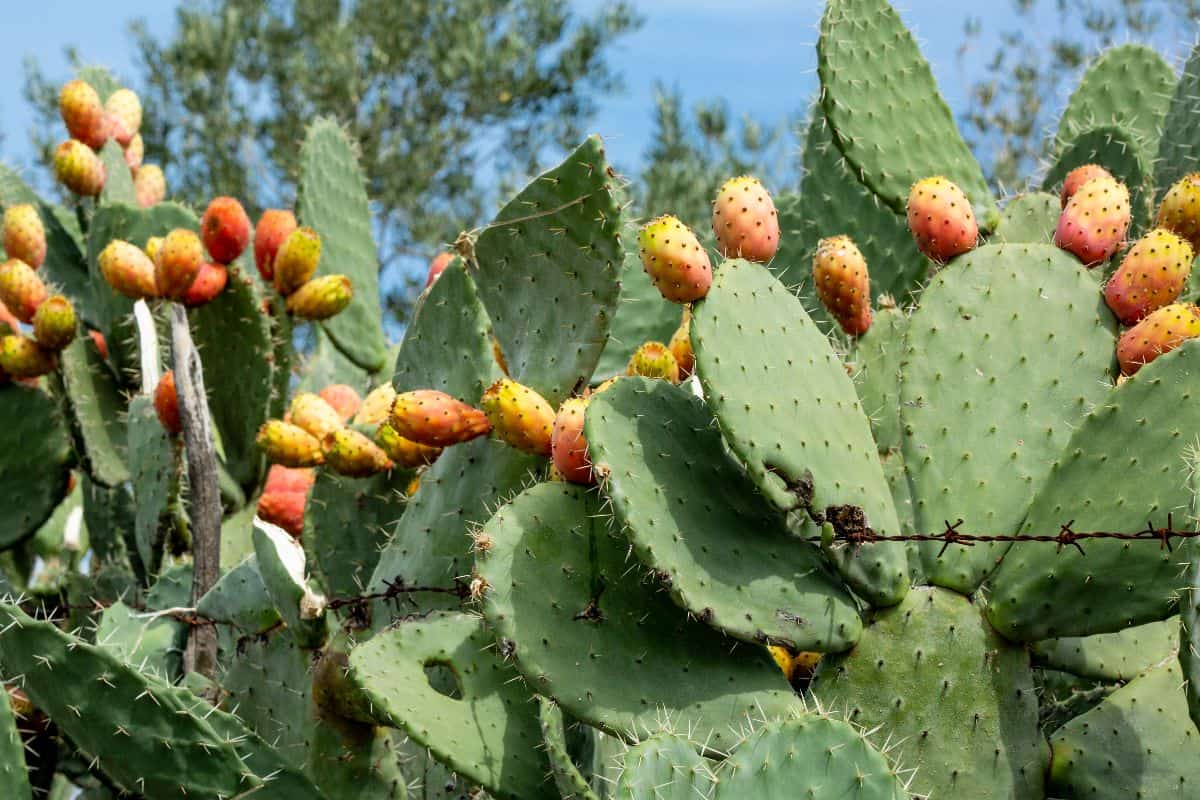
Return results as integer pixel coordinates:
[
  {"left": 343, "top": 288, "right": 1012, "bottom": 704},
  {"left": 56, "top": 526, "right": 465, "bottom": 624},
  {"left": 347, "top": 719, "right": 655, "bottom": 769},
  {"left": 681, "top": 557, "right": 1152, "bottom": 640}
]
[
  {"left": 476, "top": 483, "right": 797, "bottom": 748},
  {"left": 1032, "top": 617, "right": 1178, "bottom": 682},
  {"left": 1156, "top": 40, "right": 1200, "bottom": 201},
  {"left": 222, "top": 631, "right": 313, "bottom": 767},
  {"left": 0, "top": 684, "right": 30, "bottom": 800},
  {"left": 219, "top": 501, "right": 258, "bottom": 570},
  {"left": 1048, "top": 662, "right": 1200, "bottom": 798},
  {"left": 393, "top": 259, "right": 502, "bottom": 402},
  {"left": 298, "top": 324, "right": 377, "bottom": 395},
  {"left": 810, "top": 587, "right": 1048, "bottom": 800},
  {"left": 98, "top": 141, "right": 137, "bottom": 207},
  {"left": 1043, "top": 125, "right": 1153, "bottom": 233},
  {"left": 987, "top": 340, "right": 1200, "bottom": 641},
  {"left": 0, "top": 386, "right": 72, "bottom": 549},
  {"left": 344, "top": 611, "right": 556, "bottom": 800},
  {"left": 712, "top": 717, "right": 907, "bottom": 800},
  {"left": 308, "top": 707, "right": 408, "bottom": 800},
  {"left": 613, "top": 732, "right": 714, "bottom": 800},
  {"left": 818, "top": 0, "right": 995, "bottom": 219},
  {"left": 191, "top": 263, "right": 275, "bottom": 492},
  {"left": 94, "top": 599, "right": 184, "bottom": 683},
  {"left": 127, "top": 394, "right": 175, "bottom": 574},
  {"left": 537, "top": 698, "right": 599, "bottom": 800},
  {"left": 297, "top": 117, "right": 389, "bottom": 373},
  {"left": 79, "top": 474, "right": 138, "bottom": 575},
  {"left": 473, "top": 136, "right": 622, "bottom": 407},
  {"left": 1182, "top": 475, "right": 1200, "bottom": 734},
  {"left": 586, "top": 377, "right": 863, "bottom": 650},
  {"left": 851, "top": 304, "right": 907, "bottom": 455},
  {"left": 56, "top": 334, "right": 129, "bottom": 487},
  {"left": 270, "top": 293, "right": 298, "bottom": 416},
  {"left": 900, "top": 243, "right": 1117, "bottom": 592},
  {"left": 691, "top": 259, "right": 907, "bottom": 606},
  {"left": 196, "top": 555, "right": 281, "bottom": 634},
  {"left": 993, "top": 192, "right": 1060, "bottom": 244}
]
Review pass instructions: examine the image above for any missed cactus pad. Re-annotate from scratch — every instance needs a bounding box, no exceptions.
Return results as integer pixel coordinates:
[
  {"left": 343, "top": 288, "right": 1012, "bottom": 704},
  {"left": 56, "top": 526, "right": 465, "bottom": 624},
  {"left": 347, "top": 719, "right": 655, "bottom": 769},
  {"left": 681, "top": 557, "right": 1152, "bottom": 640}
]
[
  {"left": 56, "top": 334, "right": 129, "bottom": 487},
  {"left": 127, "top": 395, "right": 175, "bottom": 574},
  {"left": 98, "top": 141, "right": 136, "bottom": 207},
  {"left": 993, "top": 192, "right": 1059, "bottom": 244},
  {"left": 592, "top": 234, "right": 679, "bottom": 382},
  {"left": 0, "top": 386, "right": 72, "bottom": 548},
  {"left": 613, "top": 732, "right": 715, "bottom": 800},
  {"left": 0, "top": 685, "right": 29, "bottom": 800},
  {"left": 196, "top": 555, "right": 281, "bottom": 634},
  {"left": 537, "top": 698, "right": 600, "bottom": 800},
  {"left": 1031, "top": 617, "right": 1178, "bottom": 682},
  {"left": 1156, "top": 41, "right": 1200, "bottom": 200}
]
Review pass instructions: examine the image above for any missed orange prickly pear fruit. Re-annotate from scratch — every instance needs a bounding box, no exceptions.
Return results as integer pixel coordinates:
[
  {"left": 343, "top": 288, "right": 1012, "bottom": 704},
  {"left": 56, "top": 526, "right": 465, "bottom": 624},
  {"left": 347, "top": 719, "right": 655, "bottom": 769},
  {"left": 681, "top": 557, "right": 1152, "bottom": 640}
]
[
  {"left": 551, "top": 397, "right": 593, "bottom": 485},
  {"left": 390, "top": 390, "right": 491, "bottom": 447},
  {"left": 257, "top": 419, "right": 325, "bottom": 467},
  {"left": 156, "top": 228, "right": 205, "bottom": 300},
  {"left": 32, "top": 295, "right": 77, "bottom": 351},
  {"left": 667, "top": 308, "right": 694, "bottom": 380},
  {"left": 318, "top": 384, "right": 362, "bottom": 421},
  {"left": 1103, "top": 228, "right": 1194, "bottom": 325},
  {"left": 425, "top": 252, "right": 453, "bottom": 289},
  {"left": 201, "top": 197, "right": 252, "bottom": 265},
  {"left": 638, "top": 215, "right": 712, "bottom": 303},
  {"left": 286, "top": 274, "right": 352, "bottom": 320},
  {"left": 1156, "top": 173, "right": 1200, "bottom": 251},
  {"left": 322, "top": 428, "right": 394, "bottom": 478},
  {"left": 287, "top": 392, "right": 345, "bottom": 441},
  {"left": 181, "top": 263, "right": 228, "bottom": 307},
  {"left": 123, "top": 133, "right": 144, "bottom": 171},
  {"left": 2, "top": 204, "right": 46, "bottom": 269},
  {"left": 98, "top": 241, "right": 157, "bottom": 300},
  {"left": 906, "top": 176, "right": 978, "bottom": 263},
  {"left": 254, "top": 209, "right": 297, "bottom": 282},
  {"left": 355, "top": 384, "right": 397, "bottom": 426},
  {"left": 711, "top": 175, "right": 780, "bottom": 263},
  {"left": 627, "top": 341, "right": 680, "bottom": 383},
  {"left": 0, "top": 259, "right": 48, "bottom": 323},
  {"left": 273, "top": 227, "right": 322, "bottom": 295},
  {"left": 813, "top": 235, "right": 872, "bottom": 336},
  {"left": 0, "top": 336, "right": 55, "bottom": 378},
  {"left": 375, "top": 424, "right": 442, "bottom": 468},
  {"left": 104, "top": 88, "right": 142, "bottom": 147},
  {"left": 1054, "top": 175, "right": 1131, "bottom": 266},
  {"left": 1116, "top": 302, "right": 1200, "bottom": 376},
  {"left": 154, "top": 371, "right": 182, "bottom": 434},
  {"left": 145, "top": 236, "right": 164, "bottom": 265},
  {"left": 480, "top": 378, "right": 555, "bottom": 457},
  {"left": 58, "top": 80, "right": 107, "bottom": 149},
  {"left": 53, "top": 140, "right": 105, "bottom": 197},
  {"left": 133, "top": 164, "right": 166, "bottom": 208},
  {"left": 1060, "top": 164, "right": 1113, "bottom": 207}
]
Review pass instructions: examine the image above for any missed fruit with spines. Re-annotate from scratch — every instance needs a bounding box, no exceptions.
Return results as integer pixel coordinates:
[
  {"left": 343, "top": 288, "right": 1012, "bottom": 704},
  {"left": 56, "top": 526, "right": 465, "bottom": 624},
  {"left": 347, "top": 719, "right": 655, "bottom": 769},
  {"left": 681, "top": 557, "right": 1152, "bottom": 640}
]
[
  {"left": 253, "top": 209, "right": 297, "bottom": 281},
  {"left": 154, "top": 371, "right": 181, "bottom": 434},
  {"left": 317, "top": 385, "right": 361, "bottom": 421},
  {"left": 98, "top": 240, "right": 157, "bottom": 299},
  {"left": 103, "top": 88, "right": 142, "bottom": 147},
  {"left": 1116, "top": 302, "right": 1200, "bottom": 375},
  {"left": 1054, "top": 175, "right": 1131, "bottom": 265},
  {"left": 144, "top": 236, "right": 164, "bottom": 265},
  {"left": 480, "top": 377, "right": 556, "bottom": 457},
  {"left": 155, "top": 228, "right": 204, "bottom": 300},
  {"left": 58, "top": 80, "right": 106, "bottom": 149},
  {"left": 627, "top": 341, "right": 680, "bottom": 383},
  {"left": 256, "top": 465, "right": 314, "bottom": 537},
  {"left": 1104, "top": 228, "right": 1194, "bottom": 324},
  {"left": 133, "top": 164, "right": 166, "bottom": 208},
  {"left": 322, "top": 428, "right": 394, "bottom": 478},
  {"left": 32, "top": 295, "right": 77, "bottom": 351},
  {"left": 1155, "top": 173, "right": 1200, "bottom": 250},
  {"left": 273, "top": 227, "right": 321, "bottom": 295},
  {"left": 181, "top": 263, "right": 227, "bottom": 307},
  {"left": 389, "top": 389, "right": 490, "bottom": 447},
  {"left": 0, "top": 259, "right": 48, "bottom": 323},
  {"left": 906, "top": 176, "right": 979, "bottom": 262},
  {"left": 256, "top": 419, "right": 325, "bottom": 467},
  {"left": 285, "top": 274, "right": 352, "bottom": 320},
  {"left": 375, "top": 424, "right": 442, "bottom": 467},
  {"left": 2, "top": 204, "right": 46, "bottom": 269},
  {"left": 201, "top": 197, "right": 251, "bottom": 264},
  {"left": 551, "top": 396, "right": 593, "bottom": 485},
  {"left": 637, "top": 214, "right": 713, "bottom": 303},
  {"left": 425, "top": 252, "right": 453, "bottom": 289},
  {"left": 668, "top": 307, "right": 695, "bottom": 379},
  {"left": 711, "top": 175, "right": 780, "bottom": 263},
  {"left": 123, "top": 133, "right": 144, "bottom": 171},
  {"left": 53, "top": 140, "right": 105, "bottom": 197},
  {"left": 286, "top": 392, "right": 344, "bottom": 441},
  {"left": 0, "top": 336, "right": 54, "bottom": 378},
  {"left": 355, "top": 384, "right": 396, "bottom": 426},
  {"left": 813, "top": 235, "right": 872, "bottom": 335},
  {"left": 1061, "top": 164, "right": 1114, "bottom": 207}
]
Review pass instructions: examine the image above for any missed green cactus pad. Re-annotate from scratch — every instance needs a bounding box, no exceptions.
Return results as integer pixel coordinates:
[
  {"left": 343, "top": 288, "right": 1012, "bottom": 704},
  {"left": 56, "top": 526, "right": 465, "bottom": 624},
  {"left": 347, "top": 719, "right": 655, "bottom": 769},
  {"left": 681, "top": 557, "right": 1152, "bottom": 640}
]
[
  {"left": 95, "top": 599, "right": 184, "bottom": 682},
  {"left": 586, "top": 378, "right": 864, "bottom": 650},
  {"left": 1031, "top": 617, "right": 1178, "bottom": 682},
  {"left": 1183, "top": 468, "right": 1200, "bottom": 733},
  {"left": 222, "top": 631, "right": 313, "bottom": 767},
  {"left": 987, "top": 340, "right": 1200, "bottom": 641},
  {"left": 56, "top": 334, "right": 129, "bottom": 487},
  {"left": 76, "top": 65, "right": 121, "bottom": 100},
  {"left": 712, "top": 717, "right": 907, "bottom": 800},
  {"left": 613, "top": 732, "right": 715, "bottom": 800},
  {"left": 98, "top": 141, "right": 137, "bottom": 207},
  {"left": 79, "top": 474, "right": 137, "bottom": 574},
  {"left": 298, "top": 324, "right": 377, "bottom": 395},
  {"left": 900, "top": 243, "right": 1117, "bottom": 592},
  {"left": 1043, "top": 125, "right": 1153, "bottom": 232},
  {"left": 851, "top": 304, "right": 907, "bottom": 455},
  {"left": 0, "top": 684, "right": 30, "bottom": 800},
  {"left": 818, "top": 0, "right": 995, "bottom": 219},
  {"left": 126, "top": 395, "right": 175, "bottom": 574},
  {"left": 219, "top": 501, "right": 258, "bottom": 570},
  {"left": 1156, "top": 41, "right": 1200, "bottom": 201},
  {"left": 691, "top": 259, "right": 907, "bottom": 606},
  {"left": 191, "top": 263, "right": 275, "bottom": 491},
  {"left": 343, "top": 611, "right": 555, "bottom": 800},
  {"left": 297, "top": 117, "right": 388, "bottom": 372},
  {"left": 810, "top": 587, "right": 1048, "bottom": 800},
  {"left": 196, "top": 555, "right": 281, "bottom": 633},
  {"left": 0, "top": 386, "right": 72, "bottom": 549},
  {"left": 1048, "top": 662, "right": 1200, "bottom": 798},
  {"left": 253, "top": 521, "right": 328, "bottom": 647},
  {"left": 993, "top": 192, "right": 1060, "bottom": 244},
  {"left": 477, "top": 483, "right": 797, "bottom": 748},
  {"left": 537, "top": 698, "right": 599, "bottom": 800},
  {"left": 473, "top": 136, "right": 621, "bottom": 407}
]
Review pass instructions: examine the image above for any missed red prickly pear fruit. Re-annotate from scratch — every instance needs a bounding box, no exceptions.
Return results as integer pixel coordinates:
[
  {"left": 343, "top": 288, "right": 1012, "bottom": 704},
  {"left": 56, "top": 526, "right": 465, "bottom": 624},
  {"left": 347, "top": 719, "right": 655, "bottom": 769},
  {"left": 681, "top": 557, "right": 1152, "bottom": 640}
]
[
  {"left": 88, "top": 330, "right": 108, "bottom": 360},
  {"left": 286, "top": 392, "right": 345, "bottom": 441},
  {"left": 98, "top": 240, "right": 158, "bottom": 299},
  {"left": 1116, "top": 302, "right": 1200, "bottom": 375},
  {"left": 390, "top": 390, "right": 491, "bottom": 447},
  {"left": 0, "top": 259, "right": 49, "bottom": 323},
  {"left": 286, "top": 274, "right": 352, "bottom": 320},
  {"left": 813, "top": 235, "right": 872, "bottom": 336},
  {"left": 637, "top": 215, "right": 713, "bottom": 303},
  {"left": 375, "top": 424, "right": 442, "bottom": 468},
  {"left": 551, "top": 397, "right": 593, "bottom": 485},
  {"left": 3, "top": 204, "right": 46, "bottom": 269},
  {"left": 711, "top": 175, "right": 780, "bottom": 263},
  {"left": 155, "top": 228, "right": 205, "bottom": 300},
  {"left": 53, "top": 140, "right": 106, "bottom": 197},
  {"left": 201, "top": 197, "right": 252, "bottom": 265},
  {"left": 257, "top": 419, "right": 325, "bottom": 467},
  {"left": 254, "top": 210, "right": 298, "bottom": 281},
  {"left": 1054, "top": 175, "right": 1130, "bottom": 266},
  {"left": 264, "top": 464, "right": 316, "bottom": 496},
  {"left": 0, "top": 336, "right": 55, "bottom": 378},
  {"left": 133, "top": 164, "right": 166, "bottom": 208},
  {"left": 322, "top": 428, "right": 394, "bottom": 478},
  {"left": 906, "top": 176, "right": 978, "bottom": 263},
  {"left": 154, "top": 371, "right": 182, "bottom": 434},
  {"left": 257, "top": 465, "right": 315, "bottom": 536},
  {"left": 480, "top": 378, "right": 556, "bottom": 457},
  {"left": 182, "top": 263, "right": 228, "bottom": 307},
  {"left": 1103, "top": 228, "right": 1194, "bottom": 325},
  {"left": 123, "top": 133, "right": 144, "bottom": 171},
  {"left": 318, "top": 384, "right": 362, "bottom": 421},
  {"left": 355, "top": 384, "right": 396, "bottom": 425},
  {"left": 1156, "top": 173, "right": 1200, "bottom": 251},
  {"left": 273, "top": 227, "right": 322, "bottom": 295},
  {"left": 103, "top": 89, "right": 142, "bottom": 147},
  {"left": 425, "top": 252, "right": 453, "bottom": 289},
  {"left": 1061, "top": 164, "right": 1113, "bottom": 207},
  {"left": 32, "top": 295, "right": 77, "bottom": 352},
  {"left": 627, "top": 341, "right": 680, "bottom": 383},
  {"left": 667, "top": 308, "right": 694, "bottom": 380},
  {"left": 58, "top": 80, "right": 107, "bottom": 149}
]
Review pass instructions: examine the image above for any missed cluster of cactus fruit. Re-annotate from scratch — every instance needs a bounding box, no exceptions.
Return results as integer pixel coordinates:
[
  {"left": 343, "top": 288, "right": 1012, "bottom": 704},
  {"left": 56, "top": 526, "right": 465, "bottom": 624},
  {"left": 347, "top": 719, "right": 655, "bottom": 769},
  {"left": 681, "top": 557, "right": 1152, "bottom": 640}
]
[{"left": 7, "top": 1, "right": 1200, "bottom": 798}]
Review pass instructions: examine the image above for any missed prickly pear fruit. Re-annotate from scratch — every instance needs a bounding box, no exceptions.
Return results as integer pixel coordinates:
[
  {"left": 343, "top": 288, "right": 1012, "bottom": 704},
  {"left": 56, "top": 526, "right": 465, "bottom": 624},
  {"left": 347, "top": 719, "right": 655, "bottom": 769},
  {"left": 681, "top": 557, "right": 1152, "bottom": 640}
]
[
  {"left": 425, "top": 252, "right": 453, "bottom": 289},
  {"left": 390, "top": 390, "right": 491, "bottom": 447},
  {"left": 155, "top": 229, "right": 204, "bottom": 300},
  {"left": 88, "top": 330, "right": 108, "bottom": 360},
  {"left": 1054, "top": 175, "right": 1131, "bottom": 265},
  {"left": 813, "top": 235, "right": 872, "bottom": 336},
  {"left": 0, "top": 259, "right": 48, "bottom": 323},
  {"left": 287, "top": 392, "right": 345, "bottom": 441},
  {"left": 638, "top": 215, "right": 713, "bottom": 303},
  {"left": 285, "top": 274, "right": 352, "bottom": 320},
  {"left": 257, "top": 419, "right": 325, "bottom": 467},
  {"left": 182, "top": 263, "right": 228, "bottom": 307},
  {"left": 480, "top": 378, "right": 556, "bottom": 457},
  {"left": 154, "top": 371, "right": 182, "bottom": 434},
  {"left": 254, "top": 210, "right": 298, "bottom": 282},
  {"left": 123, "top": 133, "right": 144, "bottom": 171},
  {"left": 322, "top": 428, "right": 394, "bottom": 478},
  {"left": 144, "top": 236, "right": 164, "bottom": 265},
  {"left": 0, "top": 336, "right": 54, "bottom": 378},
  {"left": 906, "top": 176, "right": 978, "bottom": 263},
  {"left": 551, "top": 397, "right": 593, "bottom": 485},
  {"left": 318, "top": 384, "right": 362, "bottom": 421},
  {"left": 103, "top": 89, "right": 142, "bottom": 147},
  {"left": 668, "top": 308, "right": 694, "bottom": 380},
  {"left": 58, "top": 80, "right": 107, "bottom": 149},
  {"left": 1116, "top": 302, "right": 1200, "bottom": 375},
  {"left": 2, "top": 205, "right": 46, "bottom": 269},
  {"left": 1156, "top": 173, "right": 1200, "bottom": 251},
  {"left": 257, "top": 466, "right": 314, "bottom": 537},
  {"left": 711, "top": 175, "right": 780, "bottom": 263},
  {"left": 1061, "top": 164, "right": 1114, "bottom": 207},
  {"left": 133, "top": 164, "right": 166, "bottom": 208},
  {"left": 356, "top": 384, "right": 397, "bottom": 426},
  {"left": 273, "top": 228, "right": 321, "bottom": 295},
  {"left": 375, "top": 424, "right": 442, "bottom": 468},
  {"left": 32, "top": 295, "right": 77, "bottom": 351},
  {"left": 53, "top": 140, "right": 105, "bottom": 197},
  {"left": 1103, "top": 228, "right": 1194, "bottom": 325},
  {"left": 627, "top": 341, "right": 680, "bottom": 383},
  {"left": 98, "top": 240, "right": 157, "bottom": 299},
  {"left": 200, "top": 197, "right": 251, "bottom": 264}
]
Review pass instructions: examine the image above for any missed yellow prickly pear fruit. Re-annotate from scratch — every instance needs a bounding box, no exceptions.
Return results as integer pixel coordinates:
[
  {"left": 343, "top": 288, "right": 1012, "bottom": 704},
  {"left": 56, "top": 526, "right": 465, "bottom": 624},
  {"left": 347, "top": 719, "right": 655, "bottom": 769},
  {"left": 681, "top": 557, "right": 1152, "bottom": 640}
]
[
  {"left": 98, "top": 240, "right": 157, "bottom": 299},
  {"left": 155, "top": 228, "right": 205, "bottom": 300},
  {"left": 627, "top": 341, "right": 680, "bottom": 383},
  {"left": 2, "top": 204, "right": 46, "bottom": 269},
  {"left": 390, "top": 390, "right": 490, "bottom": 447},
  {"left": 480, "top": 378, "right": 555, "bottom": 457},
  {"left": 287, "top": 392, "right": 345, "bottom": 441},
  {"left": 322, "top": 428, "right": 394, "bottom": 478},
  {"left": 0, "top": 335, "right": 55, "bottom": 378},
  {"left": 273, "top": 227, "right": 322, "bottom": 295},
  {"left": 53, "top": 140, "right": 105, "bottom": 197},
  {"left": 285, "top": 274, "right": 352, "bottom": 320},
  {"left": 375, "top": 423, "right": 442, "bottom": 468},
  {"left": 256, "top": 419, "right": 325, "bottom": 467},
  {"left": 355, "top": 384, "right": 397, "bottom": 426},
  {"left": 32, "top": 295, "right": 77, "bottom": 352},
  {"left": 0, "top": 259, "right": 48, "bottom": 323}
]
